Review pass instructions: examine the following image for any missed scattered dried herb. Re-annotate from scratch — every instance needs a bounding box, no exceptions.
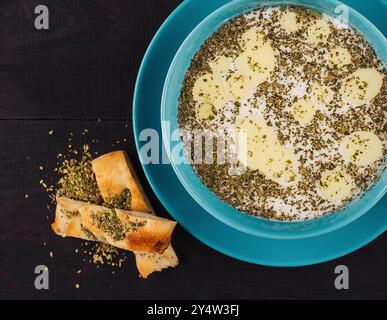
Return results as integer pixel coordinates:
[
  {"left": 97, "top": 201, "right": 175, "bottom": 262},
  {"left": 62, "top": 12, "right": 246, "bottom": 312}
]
[
  {"left": 57, "top": 145, "right": 102, "bottom": 203},
  {"left": 91, "top": 209, "right": 126, "bottom": 242},
  {"left": 103, "top": 188, "right": 132, "bottom": 210}
]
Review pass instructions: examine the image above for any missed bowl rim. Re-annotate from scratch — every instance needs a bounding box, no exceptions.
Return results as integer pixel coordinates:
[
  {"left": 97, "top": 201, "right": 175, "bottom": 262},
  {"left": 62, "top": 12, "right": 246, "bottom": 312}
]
[{"left": 161, "top": 0, "right": 387, "bottom": 239}]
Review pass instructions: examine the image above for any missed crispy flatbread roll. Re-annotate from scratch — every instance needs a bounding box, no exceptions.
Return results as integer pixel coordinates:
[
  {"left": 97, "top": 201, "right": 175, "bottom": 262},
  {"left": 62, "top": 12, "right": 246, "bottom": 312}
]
[
  {"left": 53, "top": 198, "right": 179, "bottom": 278},
  {"left": 91, "top": 151, "right": 152, "bottom": 212},
  {"left": 79, "top": 204, "right": 176, "bottom": 254},
  {"left": 53, "top": 195, "right": 178, "bottom": 277},
  {"left": 91, "top": 150, "right": 179, "bottom": 277},
  {"left": 135, "top": 245, "right": 179, "bottom": 278},
  {"left": 51, "top": 196, "right": 100, "bottom": 241}
]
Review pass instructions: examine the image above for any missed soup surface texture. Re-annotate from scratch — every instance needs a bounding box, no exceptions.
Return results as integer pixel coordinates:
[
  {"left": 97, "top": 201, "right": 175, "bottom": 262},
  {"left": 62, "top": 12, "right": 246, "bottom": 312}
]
[{"left": 178, "top": 6, "right": 386, "bottom": 221}]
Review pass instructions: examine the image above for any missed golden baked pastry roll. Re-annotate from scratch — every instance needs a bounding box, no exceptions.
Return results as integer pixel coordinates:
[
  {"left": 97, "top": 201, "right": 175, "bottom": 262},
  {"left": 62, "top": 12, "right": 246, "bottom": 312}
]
[
  {"left": 79, "top": 204, "right": 176, "bottom": 254},
  {"left": 91, "top": 150, "right": 179, "bottom": 277},
  {"left": 51, "top": 196, "right": 101, "bottom": 241},
  {"left": 135, "top": 245, "right": 179, "bottom": 278},
  {"left": 91, "top": 151, "right": 152, "bottom": 212}
]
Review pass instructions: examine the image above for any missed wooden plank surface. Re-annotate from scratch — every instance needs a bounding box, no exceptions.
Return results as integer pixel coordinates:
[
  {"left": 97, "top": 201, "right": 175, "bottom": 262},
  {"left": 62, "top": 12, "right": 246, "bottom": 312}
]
[
  {"left": 0, "top": 0, "right": 181, "bottom": 119},
  {"left": 0, "top": 0, "right": 386, "bottom": 299}
]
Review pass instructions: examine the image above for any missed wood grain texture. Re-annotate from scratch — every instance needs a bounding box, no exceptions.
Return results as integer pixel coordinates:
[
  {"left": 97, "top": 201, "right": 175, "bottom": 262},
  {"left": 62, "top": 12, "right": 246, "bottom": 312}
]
[
  {"left": 0, "top": 0, "right": 386, "bottom": 300},
  {"left": 0, "top": 0, "right": 181, "bottom": 119}
]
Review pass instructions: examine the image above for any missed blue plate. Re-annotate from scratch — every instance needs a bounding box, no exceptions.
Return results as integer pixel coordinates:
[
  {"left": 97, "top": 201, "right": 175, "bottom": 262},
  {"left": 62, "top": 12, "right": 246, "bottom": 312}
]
[
  {"left": 161, "top": 0, "right": 387, "bottom": 240},
  {"left": 133, "top": 0, "right": 387, "bottom": 266}
]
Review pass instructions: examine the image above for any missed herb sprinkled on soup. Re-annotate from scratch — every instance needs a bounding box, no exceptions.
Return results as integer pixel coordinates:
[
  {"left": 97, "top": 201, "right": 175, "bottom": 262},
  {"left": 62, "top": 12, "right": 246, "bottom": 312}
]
[{"left": 178, "top": 6, "right": 386, "bottom": 221}]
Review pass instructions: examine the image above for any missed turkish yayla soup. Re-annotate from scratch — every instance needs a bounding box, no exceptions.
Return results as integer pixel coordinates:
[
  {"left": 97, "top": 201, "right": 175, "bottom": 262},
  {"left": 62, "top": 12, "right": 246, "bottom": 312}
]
[{"left": 178, "top": 6, "right": 386, "bottom": 221}]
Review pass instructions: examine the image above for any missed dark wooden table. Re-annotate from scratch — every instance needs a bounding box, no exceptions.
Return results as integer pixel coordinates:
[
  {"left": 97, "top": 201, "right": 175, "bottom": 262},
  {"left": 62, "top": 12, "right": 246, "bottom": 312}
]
[{"left": 0, "top": 0, "right": 386, "bottom": 300}]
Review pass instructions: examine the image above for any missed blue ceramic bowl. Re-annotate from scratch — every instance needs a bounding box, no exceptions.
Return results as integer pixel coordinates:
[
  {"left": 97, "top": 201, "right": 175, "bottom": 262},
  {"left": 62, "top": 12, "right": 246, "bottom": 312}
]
[{"left": 161, "top": 0, "right": 387, "bottom": 239}]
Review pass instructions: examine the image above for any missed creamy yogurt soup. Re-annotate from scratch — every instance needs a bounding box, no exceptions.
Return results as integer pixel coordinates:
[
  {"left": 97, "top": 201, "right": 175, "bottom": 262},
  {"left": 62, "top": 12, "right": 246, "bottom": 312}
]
[{"left": 178, "top": 6, "right": 386, "bottom": 221}]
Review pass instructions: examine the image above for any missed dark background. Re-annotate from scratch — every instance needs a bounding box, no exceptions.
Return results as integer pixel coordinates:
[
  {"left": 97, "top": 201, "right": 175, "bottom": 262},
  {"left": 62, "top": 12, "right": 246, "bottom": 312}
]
[{"left": 0, "top": 0, "right": 386, "bottom": 300}]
